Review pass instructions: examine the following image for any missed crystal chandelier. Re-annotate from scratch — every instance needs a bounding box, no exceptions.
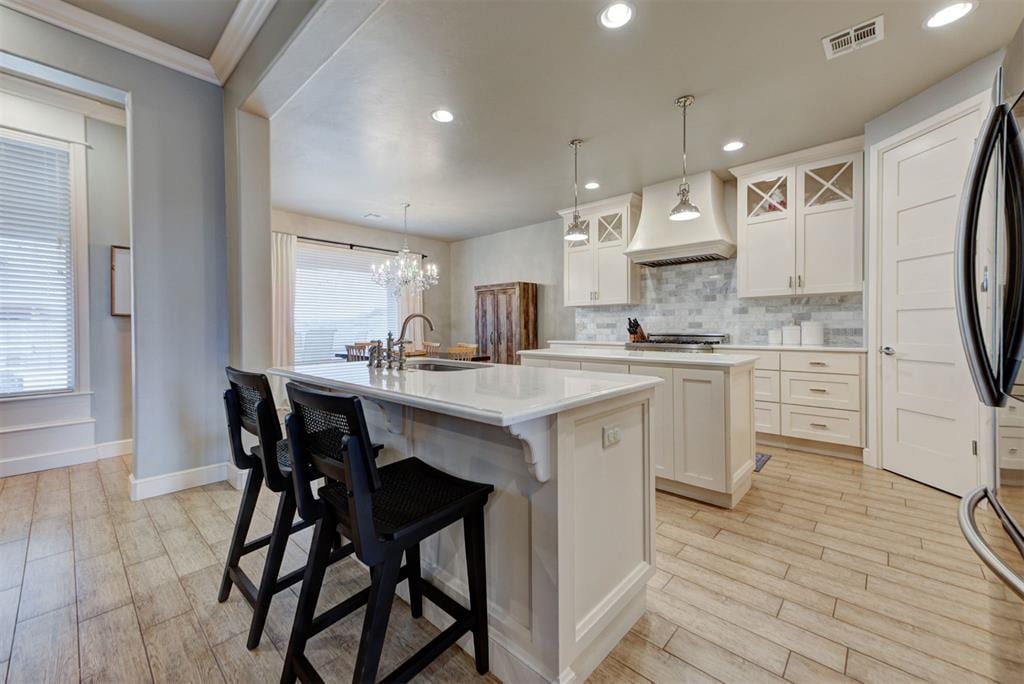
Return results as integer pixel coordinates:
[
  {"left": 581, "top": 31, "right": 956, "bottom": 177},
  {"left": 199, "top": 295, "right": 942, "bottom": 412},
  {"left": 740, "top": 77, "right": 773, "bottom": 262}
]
[{"left": 371, "top": 203, "right": 440, "bottom": 296}]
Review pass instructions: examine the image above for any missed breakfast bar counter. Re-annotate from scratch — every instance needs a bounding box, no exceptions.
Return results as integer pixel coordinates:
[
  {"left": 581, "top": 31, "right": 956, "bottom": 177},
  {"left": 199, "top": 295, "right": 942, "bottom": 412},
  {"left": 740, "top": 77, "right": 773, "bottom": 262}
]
[{"left": 269, "top": 359, "right": 661, "bottom": 683}]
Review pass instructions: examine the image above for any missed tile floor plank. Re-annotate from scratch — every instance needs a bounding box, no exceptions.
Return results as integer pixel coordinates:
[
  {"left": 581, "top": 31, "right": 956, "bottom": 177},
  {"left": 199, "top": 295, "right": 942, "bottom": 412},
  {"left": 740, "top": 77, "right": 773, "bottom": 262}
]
[
  {"left": 18, "top": 550, "right": 75, "bottom": 621},
  {"left": 76, "top": 549, "right": 133, "bottom": 621},
  {"left": 7, "top": 605, "right": 78, "bottom": 683},
  {"left": 78, "top": 603, "right": 152, "bottom": 683},
  {"left": 142, "top": 612, "right": 224, "bottom": 684}
]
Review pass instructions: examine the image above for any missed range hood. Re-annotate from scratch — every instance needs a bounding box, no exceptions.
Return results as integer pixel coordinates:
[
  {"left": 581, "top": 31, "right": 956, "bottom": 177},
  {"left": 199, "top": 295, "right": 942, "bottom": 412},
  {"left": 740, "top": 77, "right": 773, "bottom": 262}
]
[{"left": 624, "top": 171, "right": 735, "bottom": 266}]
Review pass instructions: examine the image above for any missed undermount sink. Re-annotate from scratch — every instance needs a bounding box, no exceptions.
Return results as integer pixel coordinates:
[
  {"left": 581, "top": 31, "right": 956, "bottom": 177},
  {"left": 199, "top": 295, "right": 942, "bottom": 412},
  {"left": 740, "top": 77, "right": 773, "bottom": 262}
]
[{"left": 405, "top": 361, "right": 490, "bottom": 372}]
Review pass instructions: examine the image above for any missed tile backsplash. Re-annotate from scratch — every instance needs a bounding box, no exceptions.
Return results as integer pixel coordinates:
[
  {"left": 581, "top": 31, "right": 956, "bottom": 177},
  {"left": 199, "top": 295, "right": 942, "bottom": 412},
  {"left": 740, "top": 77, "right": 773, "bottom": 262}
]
[{"left": 574, "top": 260, "right": 864, "bottom": 346}]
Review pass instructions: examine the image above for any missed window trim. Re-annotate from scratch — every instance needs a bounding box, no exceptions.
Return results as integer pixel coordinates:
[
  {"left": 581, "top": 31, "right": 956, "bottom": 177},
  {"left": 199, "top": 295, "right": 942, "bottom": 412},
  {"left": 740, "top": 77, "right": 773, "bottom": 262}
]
[{"left": 0, "top": 128, "right": 90, "bottom": 399}]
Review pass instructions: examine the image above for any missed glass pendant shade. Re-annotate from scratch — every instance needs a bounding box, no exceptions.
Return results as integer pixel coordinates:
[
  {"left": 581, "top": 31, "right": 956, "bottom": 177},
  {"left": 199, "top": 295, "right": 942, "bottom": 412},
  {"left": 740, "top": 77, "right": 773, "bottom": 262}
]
[
  {"left": 370, "top": 204, "right": 440, "bottom": 296},
  {"left": 565, "top": 212, "right": 589, "bottom": 241},
  {"left": 669, "top": 183, "right": 701, "bottom": 221}
]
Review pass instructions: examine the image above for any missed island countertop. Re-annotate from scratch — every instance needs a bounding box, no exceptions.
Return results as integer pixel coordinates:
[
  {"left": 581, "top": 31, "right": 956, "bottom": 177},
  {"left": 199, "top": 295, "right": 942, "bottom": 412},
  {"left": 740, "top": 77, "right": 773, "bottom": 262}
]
[
  {"left": 268, "top": 360, "right": 661, "bottom": 427},
  {"left": 519, "top": 346, "right": 759, "bottom": 368}
]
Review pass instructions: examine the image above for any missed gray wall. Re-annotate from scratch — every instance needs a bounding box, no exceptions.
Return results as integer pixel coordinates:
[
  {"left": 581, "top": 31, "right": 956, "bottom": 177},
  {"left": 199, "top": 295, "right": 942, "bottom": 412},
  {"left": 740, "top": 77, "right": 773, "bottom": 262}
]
[
  {"left": 85, "top": 118, "right": 132, "bottom": 444},
  {"left": 272, "top": 210, "right": 453, "bottom": 345},
  {"left": 449, "top": 218, "right": 575, "bottom": 346},
  {"left": 1, "top": 7, "right": 228, "bottom": 480},
  {"left": 1005, "top": 20, "right": 1024, "bottom": 100}
]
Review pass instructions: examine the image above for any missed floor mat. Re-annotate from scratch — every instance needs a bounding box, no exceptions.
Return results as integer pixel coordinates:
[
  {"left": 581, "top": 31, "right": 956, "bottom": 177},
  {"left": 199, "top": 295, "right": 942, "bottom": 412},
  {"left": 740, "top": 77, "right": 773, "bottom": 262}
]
[{"left": 754, "top": 452, "right": 772, "bottom": 472}]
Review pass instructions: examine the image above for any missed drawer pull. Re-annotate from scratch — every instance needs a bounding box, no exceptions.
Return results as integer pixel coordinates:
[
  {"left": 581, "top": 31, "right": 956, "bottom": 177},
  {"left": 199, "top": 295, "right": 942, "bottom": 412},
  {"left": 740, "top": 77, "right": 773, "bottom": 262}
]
[
  {"left": 809, "top": 388, "right": 828, "bottom": 393},
  {"left": 809, "top": 361, "right": 827, "bottom": 367},
  {"left": 1011, "top": 448, "right": 1020, "bottom": 454},
  {"left": 810, "top": 422, "right": 829, "bottom": 429}
]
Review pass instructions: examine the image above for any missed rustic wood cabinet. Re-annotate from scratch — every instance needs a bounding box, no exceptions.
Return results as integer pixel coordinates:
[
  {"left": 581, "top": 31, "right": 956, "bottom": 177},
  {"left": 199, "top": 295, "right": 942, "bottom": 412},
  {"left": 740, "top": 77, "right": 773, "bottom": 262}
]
[{"left": 475, "top": 282, "right": 538, "bottom": 364}]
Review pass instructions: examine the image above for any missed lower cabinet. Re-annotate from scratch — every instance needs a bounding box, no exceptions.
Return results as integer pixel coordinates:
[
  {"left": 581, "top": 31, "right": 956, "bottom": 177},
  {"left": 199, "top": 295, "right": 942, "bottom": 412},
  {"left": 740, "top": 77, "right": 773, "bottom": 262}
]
[{"left": 628, "top": 365, "right": 675, "bottom": 479}]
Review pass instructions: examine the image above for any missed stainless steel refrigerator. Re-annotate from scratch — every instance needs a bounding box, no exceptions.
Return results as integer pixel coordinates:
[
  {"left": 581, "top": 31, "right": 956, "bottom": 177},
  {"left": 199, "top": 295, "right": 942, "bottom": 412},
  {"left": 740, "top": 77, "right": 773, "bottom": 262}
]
[{"left": 956, "top": 68, "right": 1024, "bottom": 600}]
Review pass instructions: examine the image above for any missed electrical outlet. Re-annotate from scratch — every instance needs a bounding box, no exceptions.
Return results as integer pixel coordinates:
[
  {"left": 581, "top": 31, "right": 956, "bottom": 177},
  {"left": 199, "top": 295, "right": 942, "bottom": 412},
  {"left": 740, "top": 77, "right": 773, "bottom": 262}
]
[{"left": 602, "top": 425, "right": 621, "bottom": 449}]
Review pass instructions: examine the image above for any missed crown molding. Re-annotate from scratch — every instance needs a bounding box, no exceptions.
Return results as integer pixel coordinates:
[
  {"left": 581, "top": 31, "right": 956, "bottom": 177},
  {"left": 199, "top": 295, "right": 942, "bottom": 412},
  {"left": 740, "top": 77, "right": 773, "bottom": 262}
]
[
  {"left": 210, "top": 0, "right": 277, "bottom": 83},
  {"left": 0, "top": 0, "right": 276, "bottom": 87}
]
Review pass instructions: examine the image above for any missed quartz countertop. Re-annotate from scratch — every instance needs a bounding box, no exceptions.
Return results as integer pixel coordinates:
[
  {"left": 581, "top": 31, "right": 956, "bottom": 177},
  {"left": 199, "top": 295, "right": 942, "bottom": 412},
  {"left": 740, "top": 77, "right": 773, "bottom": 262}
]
[
  {"left": 520, "top": 347, "right": 759, "bottom": 368},
  {"left": 546, "top": 340, "right": 867, "bottom": 353},
  {"left": 268, "top": 359, "right": 661, "bottom": 427}
]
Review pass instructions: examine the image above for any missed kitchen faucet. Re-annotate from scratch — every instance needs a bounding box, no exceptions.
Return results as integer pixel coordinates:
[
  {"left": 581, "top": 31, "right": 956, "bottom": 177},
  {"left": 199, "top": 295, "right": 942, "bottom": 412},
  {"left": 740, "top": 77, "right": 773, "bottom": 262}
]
[{"left": 367, "top": 314, "right": 436, "bottom": 371}]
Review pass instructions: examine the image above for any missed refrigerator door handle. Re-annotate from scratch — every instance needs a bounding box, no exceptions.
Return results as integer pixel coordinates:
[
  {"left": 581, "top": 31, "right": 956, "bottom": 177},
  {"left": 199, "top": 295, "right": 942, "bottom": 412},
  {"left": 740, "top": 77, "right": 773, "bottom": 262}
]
[
  {"left": 959, "top": 487, "right": 1024, "bottom": 600},
  {"left": 1000, "top": 110, "right": 1024, "bottom": 397},
  {"left": 955, "top": 104, "right": 1004, "bottom": 407}
]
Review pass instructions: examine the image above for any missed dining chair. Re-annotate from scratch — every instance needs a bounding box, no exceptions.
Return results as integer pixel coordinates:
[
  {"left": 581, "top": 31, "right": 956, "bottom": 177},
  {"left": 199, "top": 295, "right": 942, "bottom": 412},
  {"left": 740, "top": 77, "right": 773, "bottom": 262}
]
[{"left": 447, "top": 347, "right": 475, "bottom": 361}]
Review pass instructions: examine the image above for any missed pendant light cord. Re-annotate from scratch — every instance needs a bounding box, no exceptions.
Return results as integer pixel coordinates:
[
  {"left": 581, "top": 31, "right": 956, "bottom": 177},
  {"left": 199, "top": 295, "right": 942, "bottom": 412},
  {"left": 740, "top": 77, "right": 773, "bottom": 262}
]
[
  {"left": 682, "top": 101, "right": 688, "bottom": 185},
  {"left": 571, "top": 139, "right": 583, "bottom": 220}
]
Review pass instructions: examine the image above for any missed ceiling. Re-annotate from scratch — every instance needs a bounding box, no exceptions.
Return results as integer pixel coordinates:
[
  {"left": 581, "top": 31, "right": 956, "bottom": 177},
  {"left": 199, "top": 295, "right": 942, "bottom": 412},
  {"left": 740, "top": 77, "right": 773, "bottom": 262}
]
[
  {"left": 63, "top": 0, "right": 239, "bottom": 57},
  {"left": 270, "top": 0, "right": 1024, "bottom": 241}
]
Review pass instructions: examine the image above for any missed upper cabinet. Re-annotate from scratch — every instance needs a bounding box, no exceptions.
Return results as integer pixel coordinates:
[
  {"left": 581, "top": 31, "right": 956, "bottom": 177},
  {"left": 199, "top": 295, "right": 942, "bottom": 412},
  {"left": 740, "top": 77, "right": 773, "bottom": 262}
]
[
  {"left": 732, "top": 138, "right": 863, "bottom": 298},
  {"left": 559, "top": 193, "right": 642, "bottom": 306}
]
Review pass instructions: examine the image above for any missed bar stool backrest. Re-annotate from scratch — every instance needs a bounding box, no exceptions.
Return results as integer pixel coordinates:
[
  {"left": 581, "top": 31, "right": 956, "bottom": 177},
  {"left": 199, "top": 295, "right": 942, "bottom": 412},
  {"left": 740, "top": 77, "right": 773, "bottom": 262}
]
[
  {"left": 285, "top": 383, "right": 385, "bottom": 563},
  {"left": 225, "top": 367, "right": 286, "bottom": 488}
]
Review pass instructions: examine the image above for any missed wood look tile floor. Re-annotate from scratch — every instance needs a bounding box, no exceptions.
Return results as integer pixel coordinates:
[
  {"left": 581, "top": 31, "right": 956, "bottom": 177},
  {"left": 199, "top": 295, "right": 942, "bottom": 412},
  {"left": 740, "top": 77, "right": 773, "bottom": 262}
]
[{"left": 0, "top": 447, "right": 1021, "bottom": 683}]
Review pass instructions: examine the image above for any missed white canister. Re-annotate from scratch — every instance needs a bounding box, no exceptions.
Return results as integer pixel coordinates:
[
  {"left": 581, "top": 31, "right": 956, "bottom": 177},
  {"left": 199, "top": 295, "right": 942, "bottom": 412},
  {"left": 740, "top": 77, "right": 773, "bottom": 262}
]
[
  {"left": 801, "top": 321, "right": 824, "bottom": 346},
  {"left": 782, "top": 325, "right": 801, "bottom": 346},
  {"left": 767, "top": 329, "right": 783, "bottom": 345}
]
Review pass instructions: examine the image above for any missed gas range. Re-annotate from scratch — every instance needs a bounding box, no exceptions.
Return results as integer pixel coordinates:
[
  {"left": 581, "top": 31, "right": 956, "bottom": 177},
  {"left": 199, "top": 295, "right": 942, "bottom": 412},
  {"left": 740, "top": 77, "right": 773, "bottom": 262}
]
[{"left": 625, "top": 332, "right": 729, "bottom": 353}]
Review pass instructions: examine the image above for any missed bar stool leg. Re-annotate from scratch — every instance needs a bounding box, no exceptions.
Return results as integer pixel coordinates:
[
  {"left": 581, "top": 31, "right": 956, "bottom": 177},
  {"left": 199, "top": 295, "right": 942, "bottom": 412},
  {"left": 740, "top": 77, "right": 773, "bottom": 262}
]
[
  {"left": 464, "top": 507, "right": 489, "bottom": 675},
  {"left": 282, "top": 515, "right": 333, "bottom": 684},
  {"left": 405, "top": 544, "right": 423, "bottom": 619},
  {"left": 219, "top": 467, "right": 264, "bottom": 602},
  {"left": 352, "top": 554, "right": 402, "bottom": 684},
  {"left": 247, "top": 489, "right": 297, "bottom": 649}
]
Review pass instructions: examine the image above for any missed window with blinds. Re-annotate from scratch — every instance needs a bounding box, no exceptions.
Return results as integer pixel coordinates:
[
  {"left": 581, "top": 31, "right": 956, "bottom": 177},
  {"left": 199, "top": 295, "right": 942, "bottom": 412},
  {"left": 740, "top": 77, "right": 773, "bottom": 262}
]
[
  {"left": 294, "top": 240, "right": 399, "bottom": 363},
  {"left": 0, "top": 133, "right": 75, "bottom": 397}
]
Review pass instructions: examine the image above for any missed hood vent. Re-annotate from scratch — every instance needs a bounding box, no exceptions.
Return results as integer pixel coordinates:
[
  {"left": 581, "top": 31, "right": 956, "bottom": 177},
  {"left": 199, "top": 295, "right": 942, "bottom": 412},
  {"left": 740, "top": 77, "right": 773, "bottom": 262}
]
[
  {"left": 624, "top": 171, "right": 735, "bottom": 267},
  {"left": 823, "top": 15, "right": 884, "bottom": 60}
]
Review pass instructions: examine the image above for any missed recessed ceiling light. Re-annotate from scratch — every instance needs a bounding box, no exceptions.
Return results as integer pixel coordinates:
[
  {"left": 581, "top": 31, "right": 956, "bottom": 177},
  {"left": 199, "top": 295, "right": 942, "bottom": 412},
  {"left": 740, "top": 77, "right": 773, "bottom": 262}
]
[
  {"left": 584, "top": 181, "right": 600, "bottom": 190},
  {"left": 925, "top": 2, "right": 975, "bottom": 28},
  {"left": 722, "top": 141, "right": 745, "bottom": 152},
  {"left": 431, "top": 109, "right": 454, "bottom": 123},
  {"left": 599, "top": 2, "right": 635, "bottom": 29}
]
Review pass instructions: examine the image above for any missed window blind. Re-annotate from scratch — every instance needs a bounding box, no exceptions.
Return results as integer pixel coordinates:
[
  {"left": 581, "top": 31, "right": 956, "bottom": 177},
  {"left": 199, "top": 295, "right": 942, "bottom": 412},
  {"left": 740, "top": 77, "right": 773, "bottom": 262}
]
[
  {"left": 0, "top": 134, "right": 74, "bottom": 397},
  {"left": 294, "top": 241, "right": 399, "bottom": 364}
]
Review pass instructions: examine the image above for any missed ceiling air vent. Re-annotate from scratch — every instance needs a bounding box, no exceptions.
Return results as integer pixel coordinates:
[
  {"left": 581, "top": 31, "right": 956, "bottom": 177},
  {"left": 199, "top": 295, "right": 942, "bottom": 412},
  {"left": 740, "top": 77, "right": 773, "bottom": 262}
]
[{"left": 822, "top": 15, "right": 884, "bottom": 60}]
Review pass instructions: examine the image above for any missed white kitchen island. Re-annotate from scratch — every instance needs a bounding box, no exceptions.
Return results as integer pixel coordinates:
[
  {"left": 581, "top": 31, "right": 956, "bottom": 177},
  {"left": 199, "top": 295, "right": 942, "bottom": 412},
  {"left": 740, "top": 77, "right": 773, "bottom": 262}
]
[
  {"left": 268, "top": 358, "right": 661, "bottom": 684},
  {"left": 520, "top": 347, "right": 758, "bottom": 509}
]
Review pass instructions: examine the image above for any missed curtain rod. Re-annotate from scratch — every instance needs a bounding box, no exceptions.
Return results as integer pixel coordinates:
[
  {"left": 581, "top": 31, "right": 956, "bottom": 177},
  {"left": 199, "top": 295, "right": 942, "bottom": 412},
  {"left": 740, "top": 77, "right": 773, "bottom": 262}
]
[
  {"left": 0, "top": 123, "right": 93, "bottom": 149},
  {"left": 297, "top": 235, "right": 429, "bottom": 260}
]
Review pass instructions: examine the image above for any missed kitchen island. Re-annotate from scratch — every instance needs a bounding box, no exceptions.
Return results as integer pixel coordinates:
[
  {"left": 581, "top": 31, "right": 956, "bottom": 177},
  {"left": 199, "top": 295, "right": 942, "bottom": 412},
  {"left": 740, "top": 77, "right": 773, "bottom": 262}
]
[
  {"left": 519, "top": 347, "right": 758, "bottom": 509},
  {"left": 269, "top": 358, "right": 661, "bottom": 684}
]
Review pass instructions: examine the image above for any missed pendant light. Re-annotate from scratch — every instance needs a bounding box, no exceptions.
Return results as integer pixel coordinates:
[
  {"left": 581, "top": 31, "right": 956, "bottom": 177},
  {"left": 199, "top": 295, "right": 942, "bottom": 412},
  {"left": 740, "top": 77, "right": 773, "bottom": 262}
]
[
  {"left": 669, "top": 94, "right": 701, "bottom": 222},
  {"left": 370, "top": 203, "right": 440, "bottom": 296},
  {"left": 564, "top": 138, "right": 589, "bottom": 242}
]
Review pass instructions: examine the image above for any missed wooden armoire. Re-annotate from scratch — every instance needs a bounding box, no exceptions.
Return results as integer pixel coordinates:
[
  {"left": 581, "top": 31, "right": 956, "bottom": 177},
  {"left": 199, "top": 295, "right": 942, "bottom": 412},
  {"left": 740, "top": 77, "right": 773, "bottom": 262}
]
[{"left": 474, "top": 282, "right": 538, "bottom": 364}]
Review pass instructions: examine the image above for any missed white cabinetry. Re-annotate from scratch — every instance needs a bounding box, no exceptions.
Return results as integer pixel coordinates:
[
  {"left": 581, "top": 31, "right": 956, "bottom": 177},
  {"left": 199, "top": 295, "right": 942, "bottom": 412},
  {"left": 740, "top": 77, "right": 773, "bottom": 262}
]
[
  {"left": 560, "top": 193, "right": 641, "bottom": 306},
  {"left": 732, "top": 138, "right": 863, "bottom": 298}
]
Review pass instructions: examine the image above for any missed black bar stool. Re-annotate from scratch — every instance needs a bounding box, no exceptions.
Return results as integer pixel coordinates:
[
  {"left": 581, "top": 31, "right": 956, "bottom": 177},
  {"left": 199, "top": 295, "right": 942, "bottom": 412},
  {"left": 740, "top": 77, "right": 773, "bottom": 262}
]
[
  {"left": 219, "top": 368, "right": 321, "bottom": 649},
  {"left": 281, "top": 383, "right": 494, "bottom": 684}
]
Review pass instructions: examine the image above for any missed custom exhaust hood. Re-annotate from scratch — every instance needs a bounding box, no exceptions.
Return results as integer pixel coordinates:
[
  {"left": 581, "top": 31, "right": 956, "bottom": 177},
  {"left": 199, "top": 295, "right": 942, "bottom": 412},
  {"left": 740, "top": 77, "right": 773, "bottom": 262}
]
[{"left": 624, "top": 171, "right": 735, "bottom": 266}]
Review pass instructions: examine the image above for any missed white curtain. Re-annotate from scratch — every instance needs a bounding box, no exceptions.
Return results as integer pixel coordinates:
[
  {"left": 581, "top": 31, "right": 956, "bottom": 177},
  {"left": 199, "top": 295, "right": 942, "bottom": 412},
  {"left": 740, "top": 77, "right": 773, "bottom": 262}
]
[
  {"left": 271, "top": 232, "right": 296, "bottom": 403},
  {"left": 397, "top": 256, "right": 425, "bottom": 349}
]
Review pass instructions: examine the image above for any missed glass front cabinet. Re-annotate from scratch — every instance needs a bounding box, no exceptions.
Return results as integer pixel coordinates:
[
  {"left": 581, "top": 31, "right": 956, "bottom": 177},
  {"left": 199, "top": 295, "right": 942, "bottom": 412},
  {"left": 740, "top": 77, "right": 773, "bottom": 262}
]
[
  {"left": 733, "top": 139, "right": 864, "bottom": 298},
  {"left": 560, "top": 193, "right": 642, "bottom": 306}
]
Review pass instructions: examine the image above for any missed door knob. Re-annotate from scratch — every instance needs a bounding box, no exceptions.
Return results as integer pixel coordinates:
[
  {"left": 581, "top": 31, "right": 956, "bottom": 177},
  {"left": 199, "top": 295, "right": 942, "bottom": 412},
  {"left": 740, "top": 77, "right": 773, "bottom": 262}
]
[{"left": 880, "top": 346, "right": 896, "bottom": 356}]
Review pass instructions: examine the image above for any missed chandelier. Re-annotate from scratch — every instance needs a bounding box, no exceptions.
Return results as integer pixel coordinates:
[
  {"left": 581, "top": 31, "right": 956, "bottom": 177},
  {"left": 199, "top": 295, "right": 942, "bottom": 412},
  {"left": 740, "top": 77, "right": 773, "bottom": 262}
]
[{"left": 371, "top": 203, "right": 440, "bottom": 296}]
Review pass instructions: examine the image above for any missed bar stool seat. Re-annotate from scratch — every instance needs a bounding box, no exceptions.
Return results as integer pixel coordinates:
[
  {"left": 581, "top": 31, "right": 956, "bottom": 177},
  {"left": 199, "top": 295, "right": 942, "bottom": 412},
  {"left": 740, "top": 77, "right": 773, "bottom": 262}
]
[
  {"left": 252, "top": 439, "right": 294, "bottom": 474},
  {"left": 321, "top": 456, "right": 492, "bottom": 541}
]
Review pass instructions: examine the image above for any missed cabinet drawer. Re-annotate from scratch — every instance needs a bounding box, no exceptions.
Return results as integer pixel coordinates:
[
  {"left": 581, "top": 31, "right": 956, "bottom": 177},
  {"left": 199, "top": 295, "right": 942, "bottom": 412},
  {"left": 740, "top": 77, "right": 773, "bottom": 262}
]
[
  {"left": 1000, "top": 429, "right": 1024, "bottom": 469},
  {"left": 549, "top": 360, "right": 582, "bottom": 370},
  {"left": 781, "top": 351, "right": 860, "bottom": 375},
  {"left": 781, "top": 372, "right": 860, "bottom": 411},
  {"left": 754, "top": 371, "right": 780, "bottom": 402},
  {"left": 580, "top": 361, "right": 629, "bottom": 374},
  {"left": 754, "top": 401, "right": 780, "bottom": 435},
  {"left": 1000, "top": 402, "right": 1024, "bottom": 428},
  {"left": 782, "top": 405, "right": 862, "bottom": 447},
  {"left": 521, "top": 357, "right": 548, "bottom": 368},
  {"left": 729, "top": 349, "right": 780, "bottom": 371}
]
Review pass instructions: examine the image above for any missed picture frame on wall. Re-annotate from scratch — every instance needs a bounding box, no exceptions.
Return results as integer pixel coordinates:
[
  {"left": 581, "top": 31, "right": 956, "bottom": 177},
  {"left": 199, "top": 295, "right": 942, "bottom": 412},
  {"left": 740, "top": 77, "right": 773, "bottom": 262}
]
[{"left": 111, "top": 244, "right": 130, "bottom": 317}]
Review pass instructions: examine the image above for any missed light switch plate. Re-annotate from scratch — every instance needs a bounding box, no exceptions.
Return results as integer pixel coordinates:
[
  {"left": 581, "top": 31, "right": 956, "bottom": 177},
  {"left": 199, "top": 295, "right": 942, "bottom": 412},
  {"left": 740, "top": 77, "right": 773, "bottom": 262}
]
[{"left": 602, "top": 425, "right": 620, "bottom": 449}]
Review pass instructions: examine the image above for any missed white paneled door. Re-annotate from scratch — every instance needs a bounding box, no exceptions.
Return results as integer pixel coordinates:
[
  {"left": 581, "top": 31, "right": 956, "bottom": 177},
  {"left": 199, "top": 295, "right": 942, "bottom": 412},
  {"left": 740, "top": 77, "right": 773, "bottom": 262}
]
[{"left": 879, "top": 103, "right": 985, "bottom": 495}]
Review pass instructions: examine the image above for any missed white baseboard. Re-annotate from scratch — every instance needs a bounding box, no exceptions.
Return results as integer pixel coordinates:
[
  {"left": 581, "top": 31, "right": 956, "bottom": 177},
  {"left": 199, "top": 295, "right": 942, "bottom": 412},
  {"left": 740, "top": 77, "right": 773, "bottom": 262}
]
[
  {"left": 130, "top": 461, "right": 234, "bottom": 501},
  {"left": 226, "top": 463, "right": 246, "bottom": 490},
  {"left": 97, "top": 438, "right": 133, "bottom": 459},
  {"left": 0, "top": 438, "right": 134, "bottom": 478}
]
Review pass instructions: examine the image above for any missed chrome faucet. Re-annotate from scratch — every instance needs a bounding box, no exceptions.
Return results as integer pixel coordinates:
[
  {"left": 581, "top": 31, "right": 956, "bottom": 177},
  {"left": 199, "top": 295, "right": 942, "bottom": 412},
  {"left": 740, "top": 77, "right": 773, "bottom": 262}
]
[{"left": 396, "top": 314, "right": 435, "bottom": 370}]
